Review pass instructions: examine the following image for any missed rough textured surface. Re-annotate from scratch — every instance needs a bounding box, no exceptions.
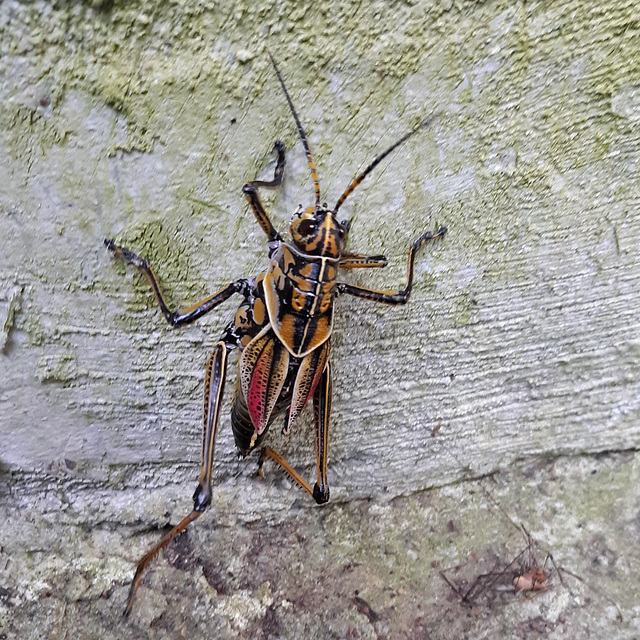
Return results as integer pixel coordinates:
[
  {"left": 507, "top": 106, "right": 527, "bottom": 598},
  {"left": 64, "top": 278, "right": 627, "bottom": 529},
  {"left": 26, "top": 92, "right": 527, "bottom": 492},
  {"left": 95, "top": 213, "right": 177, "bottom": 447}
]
[
  {"left": 1, "top": 0, "right": 639, "bottom": 637},
  {"left": 2, "top": 452, "right": 639, "bottom": 638}
]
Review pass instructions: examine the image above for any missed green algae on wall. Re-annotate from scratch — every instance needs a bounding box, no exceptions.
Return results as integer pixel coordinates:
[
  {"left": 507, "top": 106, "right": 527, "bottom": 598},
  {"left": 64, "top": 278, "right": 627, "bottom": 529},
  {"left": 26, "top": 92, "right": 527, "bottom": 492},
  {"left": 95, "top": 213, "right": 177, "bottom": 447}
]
[
  {"left": 2, "top": 0, "right": 640, "bottom": 636},
  {"left": 1, "top": 0, "right": 639, "bottom": 588}
]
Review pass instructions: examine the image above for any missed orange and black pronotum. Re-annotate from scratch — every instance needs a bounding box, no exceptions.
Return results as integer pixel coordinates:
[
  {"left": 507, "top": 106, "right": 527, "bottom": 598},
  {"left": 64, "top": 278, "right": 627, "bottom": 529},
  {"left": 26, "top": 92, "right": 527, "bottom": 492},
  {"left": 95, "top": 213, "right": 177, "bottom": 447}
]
[{"left": 106, "top": 55, "right": 446, "bottom": 616}]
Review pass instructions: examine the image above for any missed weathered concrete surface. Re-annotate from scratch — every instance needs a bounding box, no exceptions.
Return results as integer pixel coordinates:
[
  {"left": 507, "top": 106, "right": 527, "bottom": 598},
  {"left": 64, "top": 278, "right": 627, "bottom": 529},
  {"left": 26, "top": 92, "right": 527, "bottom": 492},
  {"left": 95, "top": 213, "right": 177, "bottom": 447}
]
[
  {"left": 1, "top": 0, "right": 639, "bottom": 637},
  {"left": 2, "top": 452, "right": 638, "bottom": 638}
]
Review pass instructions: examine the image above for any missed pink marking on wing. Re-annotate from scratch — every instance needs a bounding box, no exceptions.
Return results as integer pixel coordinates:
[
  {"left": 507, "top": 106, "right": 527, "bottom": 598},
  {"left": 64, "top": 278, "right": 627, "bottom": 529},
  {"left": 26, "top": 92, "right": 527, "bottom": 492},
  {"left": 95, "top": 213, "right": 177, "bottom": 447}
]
[{"left": 247, "top": 353, "right": 269, "bottom": 433}]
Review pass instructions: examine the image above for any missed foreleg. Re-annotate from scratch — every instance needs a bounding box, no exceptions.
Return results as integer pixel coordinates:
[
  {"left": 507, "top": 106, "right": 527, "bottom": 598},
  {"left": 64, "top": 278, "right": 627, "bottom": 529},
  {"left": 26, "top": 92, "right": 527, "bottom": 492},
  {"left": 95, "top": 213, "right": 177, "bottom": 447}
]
[
  {"left": 242, "top": 140, "right": 286, "bottom": 242},
  {"left": 339, "top": 252, "right": 388, "bottom": 269},
  {"left": 336, "top": 227, "right": 446, "bottom": 304}
]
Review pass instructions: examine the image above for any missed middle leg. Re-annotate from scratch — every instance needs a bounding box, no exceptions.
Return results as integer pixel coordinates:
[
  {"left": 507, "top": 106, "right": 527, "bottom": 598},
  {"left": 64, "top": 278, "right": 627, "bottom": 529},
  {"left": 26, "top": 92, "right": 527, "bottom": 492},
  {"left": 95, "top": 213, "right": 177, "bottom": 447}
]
[{"left": 105, "top": 239, "right": 247, "bottom": 327}]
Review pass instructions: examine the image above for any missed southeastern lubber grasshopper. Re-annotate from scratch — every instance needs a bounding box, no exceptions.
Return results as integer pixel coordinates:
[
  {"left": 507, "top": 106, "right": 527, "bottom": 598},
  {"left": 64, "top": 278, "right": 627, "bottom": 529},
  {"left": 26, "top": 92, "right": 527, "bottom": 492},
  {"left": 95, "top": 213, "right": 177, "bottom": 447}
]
[{"left": 106, "top": 55, "right": 446, "bottom": 616}]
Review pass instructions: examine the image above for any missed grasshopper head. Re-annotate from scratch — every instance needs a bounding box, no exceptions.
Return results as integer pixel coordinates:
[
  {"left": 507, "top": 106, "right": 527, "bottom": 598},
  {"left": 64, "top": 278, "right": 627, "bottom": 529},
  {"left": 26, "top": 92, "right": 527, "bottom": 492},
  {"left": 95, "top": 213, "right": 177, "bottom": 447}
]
[{"left": 289, "top": 203, "right": 347, "bottom": 258}]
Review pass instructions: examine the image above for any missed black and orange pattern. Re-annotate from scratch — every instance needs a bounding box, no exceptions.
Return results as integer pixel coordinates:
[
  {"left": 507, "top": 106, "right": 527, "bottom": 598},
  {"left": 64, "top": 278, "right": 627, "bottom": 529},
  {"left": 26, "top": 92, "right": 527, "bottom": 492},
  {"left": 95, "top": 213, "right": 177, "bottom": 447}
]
[{"left": 106, "top": 57, "right": 446, "bottom": 616}]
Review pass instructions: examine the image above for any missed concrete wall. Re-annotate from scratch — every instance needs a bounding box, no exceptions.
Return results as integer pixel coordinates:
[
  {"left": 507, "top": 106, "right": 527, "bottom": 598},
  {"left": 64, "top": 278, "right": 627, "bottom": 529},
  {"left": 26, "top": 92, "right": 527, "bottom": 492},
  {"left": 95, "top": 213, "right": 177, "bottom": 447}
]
[{"left": 1, "top": 0, "right": 639, "bottom": 637}]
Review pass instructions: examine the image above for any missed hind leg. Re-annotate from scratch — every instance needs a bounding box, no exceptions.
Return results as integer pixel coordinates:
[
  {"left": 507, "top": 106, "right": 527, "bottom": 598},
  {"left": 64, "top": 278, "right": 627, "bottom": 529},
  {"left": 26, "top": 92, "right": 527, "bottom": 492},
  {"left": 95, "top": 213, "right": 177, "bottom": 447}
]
[{"left": 124, "top": 340, "right": 230, "bottom": 617}]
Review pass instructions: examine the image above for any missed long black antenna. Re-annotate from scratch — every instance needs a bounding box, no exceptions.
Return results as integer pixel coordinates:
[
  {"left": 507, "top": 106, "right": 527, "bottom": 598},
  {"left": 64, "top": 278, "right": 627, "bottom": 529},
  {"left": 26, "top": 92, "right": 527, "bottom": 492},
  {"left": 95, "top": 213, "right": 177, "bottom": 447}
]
[
  {"left": 334, "top": 113, "right": 439, "bottom": 213},
  {"left": 268, "top": 53, "right": 321, "bottom": 206}
]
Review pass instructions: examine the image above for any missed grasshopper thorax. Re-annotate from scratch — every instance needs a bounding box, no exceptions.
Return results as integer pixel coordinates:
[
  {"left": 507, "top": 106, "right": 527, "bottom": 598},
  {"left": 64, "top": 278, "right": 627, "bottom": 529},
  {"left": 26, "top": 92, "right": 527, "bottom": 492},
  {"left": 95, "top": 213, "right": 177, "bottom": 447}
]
[{"left": 289, "top": 203, "right": 347, "bottom": 258}]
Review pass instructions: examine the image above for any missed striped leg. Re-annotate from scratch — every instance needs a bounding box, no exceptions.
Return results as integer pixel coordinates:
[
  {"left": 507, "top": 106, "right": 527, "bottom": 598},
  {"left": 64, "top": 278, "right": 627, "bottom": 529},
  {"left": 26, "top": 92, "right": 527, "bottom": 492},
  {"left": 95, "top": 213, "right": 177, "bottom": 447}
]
[
  {"left": 336, "top": 227, "right": 447, "bottom": 304},
  {"left": 258, "top": 361, "right": 332, "bottom": 505},
  {"left": 124, "top": 341, "right": 229, "bottom": 617},
  {"left": 339, "top": 252, "right": 388, "bottom": 269},
  {"left": 242, "top": 140, "right": 286, "bottom": 242},
  {"left": 312, "top": 360, "right": 332, "bottom": 504},
  {"left": 105, "top": 239, "right": 247, "bottom": 326}
]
